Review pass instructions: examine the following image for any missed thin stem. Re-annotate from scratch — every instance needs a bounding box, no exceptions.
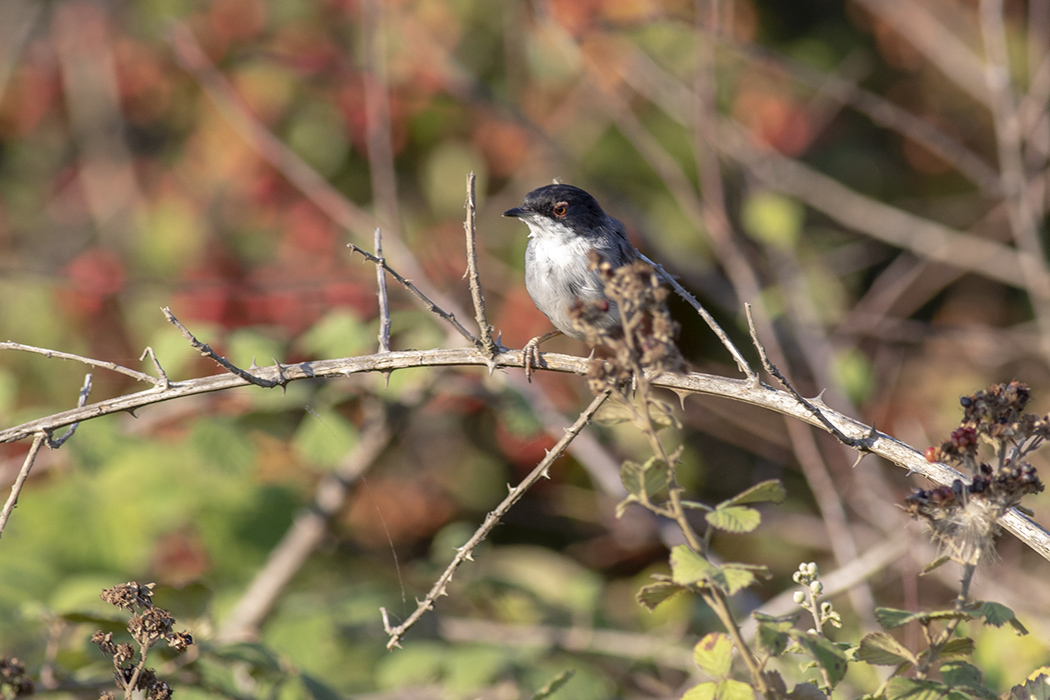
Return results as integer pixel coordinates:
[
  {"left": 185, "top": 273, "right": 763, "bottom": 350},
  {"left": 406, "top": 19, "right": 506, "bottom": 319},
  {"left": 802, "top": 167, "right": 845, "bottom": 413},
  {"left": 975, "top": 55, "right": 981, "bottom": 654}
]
[{"left": 462, "top": 171, "right": 499, "bottom": 357}]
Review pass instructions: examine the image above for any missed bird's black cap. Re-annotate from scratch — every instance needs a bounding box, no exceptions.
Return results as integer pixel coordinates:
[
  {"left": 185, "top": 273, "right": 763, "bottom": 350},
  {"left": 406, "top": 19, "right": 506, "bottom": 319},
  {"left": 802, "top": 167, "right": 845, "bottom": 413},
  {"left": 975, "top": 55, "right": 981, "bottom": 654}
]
[{"left": 503, "top": 184, "right": 609, "bottom": 230}]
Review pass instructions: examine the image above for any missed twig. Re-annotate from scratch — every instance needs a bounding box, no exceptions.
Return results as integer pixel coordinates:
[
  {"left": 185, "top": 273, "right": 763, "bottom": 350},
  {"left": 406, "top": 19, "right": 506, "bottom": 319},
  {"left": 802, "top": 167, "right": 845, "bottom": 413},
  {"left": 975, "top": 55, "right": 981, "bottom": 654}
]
[
  {"left": 162, "top": 307, "right": 281, "bottom": 388},
  {"left": 1, "top": 347, "right": 1047, "bottom": 561},
  {"left": 139, "top": 347, "right": 170, "bottom": 389},
  {"left": 1, "top": 341, "right": 162, "bottom": 386},
  {"left": 0, "top": 372, "right": 93, "bottom": 537},
  {"left": 381, "top": 390, "right": 611, "bottom": 648},
  {"left": 978, "top": 0, "right": 1050, "bottom": 362},
  {"left": 0, "top": 433, "right": 45, "bottom": 538},
  {"left": 462, "top": 171, "right": 500, "bottom": 359},
  {"left": 639, "top": 253, "right": 755, "bottom": 382},
  {"left": 346, "top": 243, "right": 478, "bottom": 346},
  {"left": 47, "top": 374, "right": 93, "bottom": 448},
  {"left": 745, "top": 304, "right": 876, "bottom": 451},
  {"left": 374, "top": 228, "right": 392, "bottom": 354}
]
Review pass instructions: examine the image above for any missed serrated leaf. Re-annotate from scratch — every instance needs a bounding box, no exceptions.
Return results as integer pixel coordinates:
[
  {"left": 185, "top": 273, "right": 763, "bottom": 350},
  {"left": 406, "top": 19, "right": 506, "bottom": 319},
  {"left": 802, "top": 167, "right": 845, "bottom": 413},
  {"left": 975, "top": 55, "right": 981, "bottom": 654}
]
[
  {"left": 976, "top": 602, "right": 1027, "bottom": 634},
  {"left": 693, "top": 633, "right": 734, "bottom": 679},
  {"left": 754, "top": 612, "right": 796, "bottom": 657},
  {"left": 938, "top": 637, "right": 975, "bottom": 660},
  {"left": 670, "top": 545, "right": 718, "bottom": 587},
  {"left": 706, "top": 505, "right": 762, "bottom": 533},
  {"left": 722, "top": 479, "right": 787, "bottom": 507},
  {"left": 792, "top": 632, "right": 849, "bottom": 686},
  {"left": 531, "top": 669, "right": 575, "bottom": 700},
  {"left": 637, "top": 576, "right": 687, "bottom": 612},
  {"left": 885, "top": 677, "right": 950, "bottom": 700},
  {"left": 857, "top": 632, "right": 916, "bottom": 667},
  {"left": 620, "top": 458, "right": 671, "bottom": 501},
  {"left": 1007, "top": 669, "right": 1050, "bottom": 700},
  {"left": 722, "top": 563, "right": 771, "bottom": 595}
]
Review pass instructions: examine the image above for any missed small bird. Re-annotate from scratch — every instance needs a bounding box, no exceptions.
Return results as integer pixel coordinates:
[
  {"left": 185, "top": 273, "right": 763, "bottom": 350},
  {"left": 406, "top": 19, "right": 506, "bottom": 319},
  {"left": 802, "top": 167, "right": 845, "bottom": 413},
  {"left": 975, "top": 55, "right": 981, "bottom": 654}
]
[{"left": 504, "top": 183, "right": 638, "bottom": 379}]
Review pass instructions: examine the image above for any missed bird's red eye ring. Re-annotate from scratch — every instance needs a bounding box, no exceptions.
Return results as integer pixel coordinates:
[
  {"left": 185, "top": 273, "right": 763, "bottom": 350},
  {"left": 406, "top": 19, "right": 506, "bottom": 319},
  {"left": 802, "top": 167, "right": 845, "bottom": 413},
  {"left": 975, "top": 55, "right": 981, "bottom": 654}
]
[{"left": 553, "top": 202, "right": 568, "bottom": 217}]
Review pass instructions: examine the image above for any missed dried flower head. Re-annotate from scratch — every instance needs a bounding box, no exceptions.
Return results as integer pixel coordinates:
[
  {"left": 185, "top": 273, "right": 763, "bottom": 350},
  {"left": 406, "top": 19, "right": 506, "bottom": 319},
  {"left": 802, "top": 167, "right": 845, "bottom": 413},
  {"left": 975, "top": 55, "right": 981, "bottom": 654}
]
[
  {"left": 0, "top": 656, "right": 33, "bottom": 697},
  {"left": 910, "top": 382, "right": 1046, "bottom": 564},
  {"left": 570, "top": 252, "right": 684, "bottom": 394}
]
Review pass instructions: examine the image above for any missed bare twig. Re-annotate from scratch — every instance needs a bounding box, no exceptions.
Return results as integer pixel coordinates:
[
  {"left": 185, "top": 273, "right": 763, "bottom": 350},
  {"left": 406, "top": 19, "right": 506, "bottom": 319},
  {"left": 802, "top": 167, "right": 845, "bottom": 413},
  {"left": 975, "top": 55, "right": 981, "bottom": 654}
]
[
  {"left": 463, "top": 172, "right": 500, "bottom": 359},
  {"left": 1, "top": 341, "right": 162, "bottom": 386},
  {"left": 1, "top": 346, "right": 1047, "bottom": 560},
  {"left": 979, "top": 0, "right": 1050, "bottom": 362},
  {"left": 745, "top": 305, "right": 876, "bottom": 451},
  {"left": 639, "top": 253, "right": 755, "bottom": 382},
  {"left": 47, "top": 374, "right": 93, "bottom": 449},
  {"left": 138, "top": 347, "right": 170, "bottom": 389},
  {"left": 346, "top": 243, "right": 478, "bottom": 346},
  {"left": 374, "top": 228, "right": 392, "bottom": 354},
  {"left": 162, "top": 307, "right": 281, "bottom": 388},
  {"left": 381, "top": 390, "right": 611, "bottom": 648},
  {"left": 0, "top": 433, "right": 46, "bottom": 538}
]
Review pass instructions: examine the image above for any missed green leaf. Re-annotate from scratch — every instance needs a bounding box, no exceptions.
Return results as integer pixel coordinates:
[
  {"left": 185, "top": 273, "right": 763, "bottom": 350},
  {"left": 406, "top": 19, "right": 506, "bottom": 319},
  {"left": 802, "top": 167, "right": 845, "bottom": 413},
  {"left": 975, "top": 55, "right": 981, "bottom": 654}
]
[
  {"left": 670, "top": 545, "right": 719, "bottom": 587},
  {"left": 976, "top": 601, "right": 1027, "bottom": 634},
  {"left": 721, "top": 479, "right": 787, "bottom": 507},
  {"left": 683, "top": 681, "right": 719, "bottom": 700},
  {"left": 1006, "top": 668, "right": 1050, "bottom": 700},
  {"left": 885, "top": 678, "right": 950, "bottom": 700},
  {"left": 874, "top": 607, "right": 918, "bottom": 629},
  {"left": 938, "top": 637, "right": 975, "bottom": 660},
  {"left": 706, "top": 505, "right": 762, "bottom": 533},
  {"left": 532, "top": 669, "right": 575, "bottom": 700},
  {"left": 636, "top": 575, "right": 688, "bottom": 612},
  {"left": 721, "top": 563, "right": 771, "bottom": 595},
  {"left": 940, "top": 661, "right": 994, "bottom": 698},
  {"left": 719, "top": 679, "right": 756, "bottom": 700},
  {"left": 792, "top": 632, "right": 849, "bottom": 687},
  {"left": 682, "top": 680, "right": 755, "bottom": 700},
  {"left": 873, "top": 607, "right": 970, "bottom": 630},
  {"left": 620, "top": 458, "right": 671, "bottom": 501},
  {"left": 693, "top": 633, "right": 734, "bottom": 679},
  {"left": 753, "top": 612, "right": 795, "bottom": 657},
  {"left": 856, "top": 632, "right": 915, "bottom": 667}
]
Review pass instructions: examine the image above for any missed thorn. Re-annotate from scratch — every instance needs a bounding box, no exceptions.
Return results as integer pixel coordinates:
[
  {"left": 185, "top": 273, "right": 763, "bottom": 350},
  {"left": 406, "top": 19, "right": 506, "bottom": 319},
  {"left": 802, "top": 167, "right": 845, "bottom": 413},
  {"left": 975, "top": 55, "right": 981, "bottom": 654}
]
[
  {"left": 464, "top": 551, "right": 474, "bottom": 562},
  {"left": 812, "top": 389, "right": 827, "bottom": 405},
  {"left": 850, "top": 452, "right": 867, "bottom": 468}
]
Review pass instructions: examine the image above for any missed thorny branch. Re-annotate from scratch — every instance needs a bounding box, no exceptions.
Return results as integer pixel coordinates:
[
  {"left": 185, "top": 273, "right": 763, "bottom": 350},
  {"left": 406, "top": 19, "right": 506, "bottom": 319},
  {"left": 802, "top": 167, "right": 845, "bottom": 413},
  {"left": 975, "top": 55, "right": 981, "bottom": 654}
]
[
  {"left": 381, "top": 390, "right": 611, "bottom": 648},
  {"left": 463, "top": 171, "right": 501, "bottom": 359}
]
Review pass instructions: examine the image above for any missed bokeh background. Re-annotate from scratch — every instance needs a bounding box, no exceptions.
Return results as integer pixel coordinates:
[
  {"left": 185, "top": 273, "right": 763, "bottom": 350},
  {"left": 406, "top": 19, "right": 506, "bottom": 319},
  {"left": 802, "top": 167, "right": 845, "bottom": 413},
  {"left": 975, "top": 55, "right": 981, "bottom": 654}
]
[{"left": 1, "top": 0, "right": 1049, "bottom": 697}]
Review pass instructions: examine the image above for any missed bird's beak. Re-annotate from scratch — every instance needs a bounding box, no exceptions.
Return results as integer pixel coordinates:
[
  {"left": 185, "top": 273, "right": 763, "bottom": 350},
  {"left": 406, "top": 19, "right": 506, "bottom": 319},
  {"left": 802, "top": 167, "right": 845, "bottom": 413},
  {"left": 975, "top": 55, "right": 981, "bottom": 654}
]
[{"left": 503, "top": 207, "right": 525, "bottom": 218}]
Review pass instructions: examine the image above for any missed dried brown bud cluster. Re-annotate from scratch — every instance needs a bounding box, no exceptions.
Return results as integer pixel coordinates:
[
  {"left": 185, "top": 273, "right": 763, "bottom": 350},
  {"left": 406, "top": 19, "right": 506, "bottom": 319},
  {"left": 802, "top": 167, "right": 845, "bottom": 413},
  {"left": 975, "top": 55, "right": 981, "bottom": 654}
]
[
  {"left": 910, "top": 382, "right": 1046, "bottom": 564},
  {"left": 93, "top": 582, "right": 193, "bottom": 700},
  {"left": 0, "top": 656, "right": 33, "bottom": 697},
  {"left": 570, "top": 252, "right": 684, "bottom": 394}
]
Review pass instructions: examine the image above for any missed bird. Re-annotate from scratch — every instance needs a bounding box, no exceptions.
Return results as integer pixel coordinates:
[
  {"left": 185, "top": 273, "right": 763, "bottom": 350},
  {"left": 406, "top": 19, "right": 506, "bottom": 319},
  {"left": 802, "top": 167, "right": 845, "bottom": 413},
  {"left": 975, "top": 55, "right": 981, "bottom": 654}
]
[{"left": 504, "top": 183, "right": 638, "bottom": 380}]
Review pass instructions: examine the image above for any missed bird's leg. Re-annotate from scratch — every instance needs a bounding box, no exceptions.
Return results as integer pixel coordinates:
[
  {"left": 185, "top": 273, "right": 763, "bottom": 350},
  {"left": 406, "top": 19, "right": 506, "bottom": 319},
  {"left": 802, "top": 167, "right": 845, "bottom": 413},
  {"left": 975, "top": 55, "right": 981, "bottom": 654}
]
[{"left": 522, "top": 330, "right": 562, "bottom": 382}]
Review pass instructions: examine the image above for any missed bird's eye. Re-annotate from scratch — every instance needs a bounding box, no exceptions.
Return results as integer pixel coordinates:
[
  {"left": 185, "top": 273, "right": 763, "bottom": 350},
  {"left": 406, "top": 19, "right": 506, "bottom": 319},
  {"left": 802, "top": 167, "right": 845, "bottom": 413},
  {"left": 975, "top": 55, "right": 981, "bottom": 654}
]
[{"left": 553, "top": 202, "right": 568, "bottom": 217}]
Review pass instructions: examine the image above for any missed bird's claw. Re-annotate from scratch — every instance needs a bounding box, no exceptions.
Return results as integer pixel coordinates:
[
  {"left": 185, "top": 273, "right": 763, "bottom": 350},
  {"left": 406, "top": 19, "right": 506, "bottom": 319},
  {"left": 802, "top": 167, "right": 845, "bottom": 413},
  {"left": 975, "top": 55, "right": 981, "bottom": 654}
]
[{"left": 523, "top": 338, "right": 542, "bottom": 383}]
